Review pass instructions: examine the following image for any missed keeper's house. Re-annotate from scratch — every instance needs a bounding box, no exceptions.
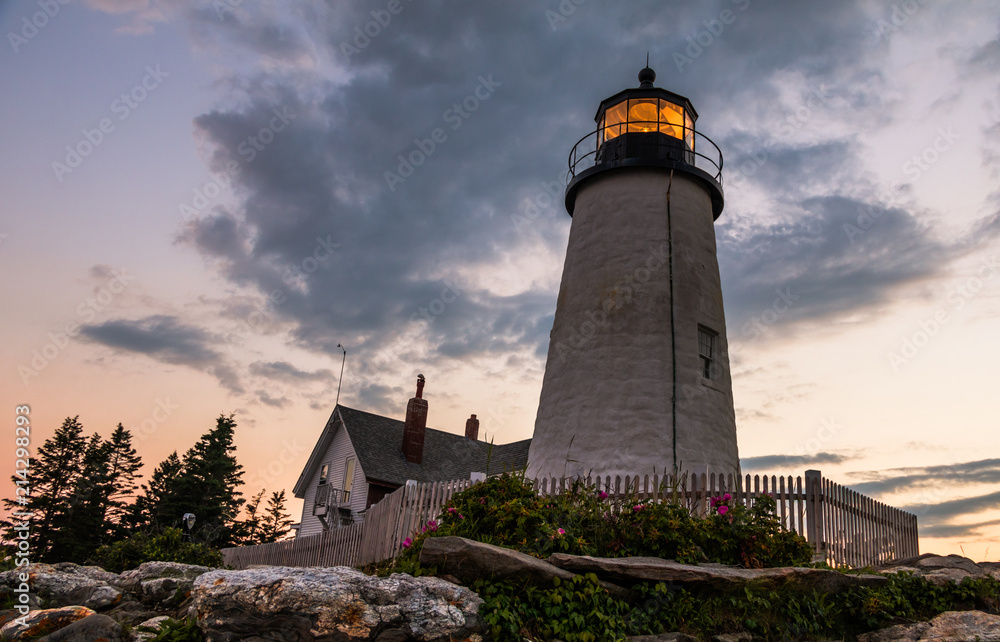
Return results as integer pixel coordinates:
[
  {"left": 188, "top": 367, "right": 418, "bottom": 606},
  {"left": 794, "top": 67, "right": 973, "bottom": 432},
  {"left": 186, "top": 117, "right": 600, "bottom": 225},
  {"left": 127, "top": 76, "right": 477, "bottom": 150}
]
[{"left": 292, "top": 375, "right": 530, "bottom": 537}]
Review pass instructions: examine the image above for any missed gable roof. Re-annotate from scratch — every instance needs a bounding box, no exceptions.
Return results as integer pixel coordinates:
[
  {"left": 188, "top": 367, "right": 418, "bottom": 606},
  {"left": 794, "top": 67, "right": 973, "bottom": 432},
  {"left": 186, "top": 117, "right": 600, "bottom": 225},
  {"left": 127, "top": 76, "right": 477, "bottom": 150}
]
[{"left": 294, "top": 404, "right": 530, "bottom": 497}]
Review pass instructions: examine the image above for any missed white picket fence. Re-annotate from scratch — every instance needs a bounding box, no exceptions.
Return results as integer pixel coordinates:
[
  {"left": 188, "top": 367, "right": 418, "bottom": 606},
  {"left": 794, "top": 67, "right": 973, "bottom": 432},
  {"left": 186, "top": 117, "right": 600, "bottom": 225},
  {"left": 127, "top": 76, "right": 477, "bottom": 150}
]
[{"left": 221, "top": 470, "right": 918, "bottom": 570}]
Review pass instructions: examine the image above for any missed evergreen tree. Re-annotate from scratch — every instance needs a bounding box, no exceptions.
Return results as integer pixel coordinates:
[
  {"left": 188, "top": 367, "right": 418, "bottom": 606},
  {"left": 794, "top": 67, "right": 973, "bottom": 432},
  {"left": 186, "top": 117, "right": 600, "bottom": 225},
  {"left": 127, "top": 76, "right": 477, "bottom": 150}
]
[
  {"left": 259, "top": 490, "right": 293, "bottom": 543},
  {"left": 171, "top": 414, "right": 245, "bottom": 546},
  {"left": 237, "top": 489, "right": 266, "bottom": 546},
  {"left": 132, "top": 451, "right": 183, "bottom": 528},
  {"left": 104, "top": 423, "right": 144, "bottom": 537},
  {"left": 49, "top": 433, "right": 114, "bottom": 562},
  {"left": 1, "top": 417, "right": 88, "bottom": 560}
]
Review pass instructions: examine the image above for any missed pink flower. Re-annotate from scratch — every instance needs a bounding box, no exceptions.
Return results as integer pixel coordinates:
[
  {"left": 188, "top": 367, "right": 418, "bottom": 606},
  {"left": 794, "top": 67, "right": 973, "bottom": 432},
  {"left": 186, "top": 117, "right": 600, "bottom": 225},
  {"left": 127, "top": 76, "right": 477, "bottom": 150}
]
[
  {"left": 447, "top": 507, "right": 457, "bottom": 513},
  {"left": 598, "top": 491, "right": 609, "bottom": 500},
  {"left": 479, "top": 498, "right": 486, "bottom": 504},
  {"left": 426, "top": 520, "right": 438, "bottom": 532},
  {"left": 723, "top": 493, "right": 732, "bottom": 501},
  {"left": 718, "top": 505, "right": 729, "bottom": 516},
  {"left": 402, "top": 537, "right": 413, "bottom": 548},
  {"left": 633, "top": 504, "right": 645, "bottom": 512},
  {"left": 711, "top": 497, "right": 720, "bottom": 507},
  {"left": 557, "top": 528, "right": 565, "bottom": 536},
  {"left": 459, "top": 514, "right": 465, "bottom": 520}
]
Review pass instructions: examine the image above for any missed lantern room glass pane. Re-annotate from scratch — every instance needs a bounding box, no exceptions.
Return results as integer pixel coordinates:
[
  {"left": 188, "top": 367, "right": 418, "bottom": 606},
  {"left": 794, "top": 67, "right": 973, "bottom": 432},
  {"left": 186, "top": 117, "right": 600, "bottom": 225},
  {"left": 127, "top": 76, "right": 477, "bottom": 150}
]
[
  {"left": 658, "top": 99, "right": 685, "bottom": 140},
  {"left": 627, "top": 98, "right": 658, "bottom": 133},
  {"left": 603, "top": 101, "right": 627, "bottom": 142},
  {"left": 684, "top": 110, "right": 694, "bottom": 150}
]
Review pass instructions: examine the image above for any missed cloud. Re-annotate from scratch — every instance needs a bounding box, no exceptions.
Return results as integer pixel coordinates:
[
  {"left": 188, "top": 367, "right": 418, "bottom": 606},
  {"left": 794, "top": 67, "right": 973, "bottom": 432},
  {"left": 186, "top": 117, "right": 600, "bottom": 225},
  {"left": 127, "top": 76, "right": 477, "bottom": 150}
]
[
  {"left": 848, "top": 459, "right": 1000, "bottom": 496},
  {"left": 741, "top": 452, "right": 852, "bottom": 470},
  {"left": 80, "top": 315, "right": 244, "bottom": 394},
  {"left": 249, "top": 361, "right": 334, "bottom": 383}
]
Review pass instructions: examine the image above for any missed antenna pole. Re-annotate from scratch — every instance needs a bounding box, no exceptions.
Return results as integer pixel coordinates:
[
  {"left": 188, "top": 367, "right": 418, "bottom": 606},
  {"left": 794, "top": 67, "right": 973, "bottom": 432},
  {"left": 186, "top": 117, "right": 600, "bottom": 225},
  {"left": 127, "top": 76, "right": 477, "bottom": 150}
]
[{"left": 335, "top": 343, "right": 347, "bottom": 407}]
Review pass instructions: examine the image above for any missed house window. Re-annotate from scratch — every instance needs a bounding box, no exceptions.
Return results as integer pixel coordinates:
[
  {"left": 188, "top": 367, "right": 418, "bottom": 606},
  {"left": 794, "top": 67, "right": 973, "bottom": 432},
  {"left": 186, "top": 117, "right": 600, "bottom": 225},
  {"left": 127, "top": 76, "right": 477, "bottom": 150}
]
[
  {"left": 698, "top": 326, "right": 718, "bottom": 380},
  {"left": 318, "top": 464, "right": 329, "bottom": 485},
  {"left": 342, "top": 457, "right": 356, "bottom": 504}
]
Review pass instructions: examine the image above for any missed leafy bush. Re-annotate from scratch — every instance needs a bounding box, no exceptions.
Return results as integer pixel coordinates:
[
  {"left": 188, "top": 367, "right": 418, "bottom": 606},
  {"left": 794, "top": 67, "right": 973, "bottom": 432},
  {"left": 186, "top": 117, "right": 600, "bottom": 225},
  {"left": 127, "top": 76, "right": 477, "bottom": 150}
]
[
  {"left": 87, "top": 527, "right": 223, "bottom": 573},
  {"left": 473, "top": 572, "right": 1000, "bottom": 641},
  {"left": 395, "top": 472, "right": 813, "bottom": 569},
  {"left": 138, "top": 617, "right": 205, "bottom": 642}
]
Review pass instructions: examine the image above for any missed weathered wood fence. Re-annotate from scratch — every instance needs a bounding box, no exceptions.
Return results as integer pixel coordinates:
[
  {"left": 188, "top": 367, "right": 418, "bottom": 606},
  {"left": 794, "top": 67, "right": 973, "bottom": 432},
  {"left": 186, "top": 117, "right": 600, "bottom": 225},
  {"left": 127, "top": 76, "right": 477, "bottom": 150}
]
[{"left": 221, "top": 469, "right": 918, "bottom": 570}]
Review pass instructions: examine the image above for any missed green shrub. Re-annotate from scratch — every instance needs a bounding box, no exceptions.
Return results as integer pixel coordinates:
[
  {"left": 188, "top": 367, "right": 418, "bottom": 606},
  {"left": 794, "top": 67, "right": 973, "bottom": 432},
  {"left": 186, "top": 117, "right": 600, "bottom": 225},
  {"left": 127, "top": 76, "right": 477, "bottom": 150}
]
[
  {"left": 394, "top": 472, "right": 813, "bottom": 570},
  {"left": 87, "top": 527, "right": 223, "bottom": 573}
]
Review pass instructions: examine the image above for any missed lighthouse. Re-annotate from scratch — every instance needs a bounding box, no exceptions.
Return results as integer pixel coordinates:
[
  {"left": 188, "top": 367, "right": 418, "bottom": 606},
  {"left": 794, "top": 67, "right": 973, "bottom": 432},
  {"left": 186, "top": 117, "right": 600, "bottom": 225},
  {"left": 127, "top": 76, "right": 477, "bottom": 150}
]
[{"left": 526, "top": 66, "right": 739, "bottom": 481}]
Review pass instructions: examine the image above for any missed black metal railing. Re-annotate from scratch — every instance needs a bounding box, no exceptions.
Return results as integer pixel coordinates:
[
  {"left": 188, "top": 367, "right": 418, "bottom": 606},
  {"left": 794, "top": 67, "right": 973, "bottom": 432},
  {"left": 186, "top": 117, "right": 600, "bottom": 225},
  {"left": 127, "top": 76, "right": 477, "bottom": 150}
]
[{"left": 568, "top": 123, "right": 724, "bottom": 185}]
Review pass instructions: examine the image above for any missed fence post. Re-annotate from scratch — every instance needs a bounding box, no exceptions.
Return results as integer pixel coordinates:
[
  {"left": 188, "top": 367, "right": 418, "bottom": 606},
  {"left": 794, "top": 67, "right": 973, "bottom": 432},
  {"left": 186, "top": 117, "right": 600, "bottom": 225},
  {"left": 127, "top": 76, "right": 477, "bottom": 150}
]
[{"left": 804, "top": 469, "right": 824, "bottom": 557}]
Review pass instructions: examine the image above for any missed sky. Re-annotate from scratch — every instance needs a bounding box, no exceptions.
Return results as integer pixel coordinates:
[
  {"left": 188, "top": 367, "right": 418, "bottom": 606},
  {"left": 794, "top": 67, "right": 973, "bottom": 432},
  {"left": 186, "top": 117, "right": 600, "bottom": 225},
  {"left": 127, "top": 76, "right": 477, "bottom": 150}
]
[{"left": 1, "top": 0, "right": 999, "bottom": 560}]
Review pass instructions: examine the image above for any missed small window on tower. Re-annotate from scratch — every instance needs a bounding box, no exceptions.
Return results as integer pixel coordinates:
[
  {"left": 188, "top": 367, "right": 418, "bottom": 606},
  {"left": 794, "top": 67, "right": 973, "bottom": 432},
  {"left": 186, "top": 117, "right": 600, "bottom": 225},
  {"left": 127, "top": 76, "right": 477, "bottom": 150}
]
[{"left": 698, "top": 326, "right": 718, "bottom": 380}]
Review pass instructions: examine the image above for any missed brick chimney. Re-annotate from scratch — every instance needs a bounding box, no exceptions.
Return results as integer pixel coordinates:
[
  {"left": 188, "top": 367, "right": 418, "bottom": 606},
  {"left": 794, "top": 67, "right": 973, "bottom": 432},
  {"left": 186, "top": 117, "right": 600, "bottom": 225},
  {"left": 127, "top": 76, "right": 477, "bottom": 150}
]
[
  {"left": 465, "top": 414, "right": 479, "bottom": 441},
  {"left": 402, "top": 374, "right": 428, "bottom": 464}
]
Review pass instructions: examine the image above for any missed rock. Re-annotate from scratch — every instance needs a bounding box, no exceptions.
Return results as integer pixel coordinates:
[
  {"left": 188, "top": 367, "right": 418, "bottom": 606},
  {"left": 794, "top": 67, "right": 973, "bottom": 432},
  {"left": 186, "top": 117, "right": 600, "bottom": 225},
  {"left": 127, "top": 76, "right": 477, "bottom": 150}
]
[
  {"left": 118, "top": 562, "right": 212, "bottom": 607},
  {"left": 129, "top": 615, "right": 174, "bottom": 642},
  {"left": 0, "top": 605, "right": 95, "bottom": 640},
  {"left": 419, "top": 536, "right": 634, "bottom": 599},
  {"left": 189, "top": 565, "right": 483, "bottom": 641},
  {"left": 858, "top": 610, "right": 1000, "bottom": 641},
  {"left": 627, "top": 634, "right": 699, "bottom": 641},
  {"left": 42, "top": 613, "right": 124, "bottom": 641},
  {"left": 0, "top": 563, "right": 123, "bottom": 610},
  {"left": 547, "top": 554, "right": 887, "bottom": 592},
  {"left": 875, "top": 554, "right": 995, "bottom": 586},
  {"left": 420, "top": 536, "right": 578, "bottom": 585},
  {"left": 982, "top": 562, "right": 1000, "bottom": 581}
]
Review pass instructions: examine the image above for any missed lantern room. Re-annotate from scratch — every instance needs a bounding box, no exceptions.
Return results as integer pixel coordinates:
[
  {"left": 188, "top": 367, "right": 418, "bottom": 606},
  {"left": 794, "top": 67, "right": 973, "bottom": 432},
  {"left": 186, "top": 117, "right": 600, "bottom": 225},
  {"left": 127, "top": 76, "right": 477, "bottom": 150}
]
[{"left": 566, "top": 65, "right": 724, "bottom": 219}]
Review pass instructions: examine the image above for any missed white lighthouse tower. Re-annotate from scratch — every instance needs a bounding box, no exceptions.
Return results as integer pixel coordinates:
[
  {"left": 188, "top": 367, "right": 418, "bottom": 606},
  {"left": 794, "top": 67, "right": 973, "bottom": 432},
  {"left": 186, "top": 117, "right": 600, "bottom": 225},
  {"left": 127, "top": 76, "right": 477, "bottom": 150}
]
[{"left": 526, "top": 66, "right": 739, "bottom": 481}]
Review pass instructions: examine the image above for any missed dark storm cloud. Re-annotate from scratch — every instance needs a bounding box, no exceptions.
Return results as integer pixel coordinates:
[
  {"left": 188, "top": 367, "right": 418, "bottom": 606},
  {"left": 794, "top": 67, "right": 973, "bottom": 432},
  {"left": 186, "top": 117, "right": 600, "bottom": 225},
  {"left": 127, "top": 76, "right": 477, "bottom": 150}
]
[
  {"left": 80, "top": 315, "right": 244, "bottom": 394},
  {"left": 168, "top": 0, "right": 995, "bottom": 395},
  {"left": 741, "top": 452, "right": 852, "bottom": 470}
]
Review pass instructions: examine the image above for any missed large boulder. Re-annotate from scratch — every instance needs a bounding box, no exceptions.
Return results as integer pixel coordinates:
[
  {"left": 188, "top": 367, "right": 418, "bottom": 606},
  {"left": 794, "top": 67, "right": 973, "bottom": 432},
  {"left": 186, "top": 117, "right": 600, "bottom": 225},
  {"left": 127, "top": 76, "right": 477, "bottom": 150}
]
[
  {"left": 188, "top": 565, "right": 484, "bottom": 641},
  {"left": 0, "top": 605, "right": 95, "bottom": 640},
  {"left": 118, "top": 561, "right": 213, "bottom": 607},
  {"left": 547, "top": 553, "right": 887, "bottom": 592},
  {"left": 42, "top": 613, "right": 124, "bottom": 641},
  {"left": 875, "top": 554, "right": 990, "bottom": 586},
  {"left": 0, "top": 563, "right": 122, "bottom": 610},
  {"left": 419, "top": 536, "right": 634, "bottom": 599},
  {"left": 858, "top": 610, "right": 1000, "bottom": 641}
]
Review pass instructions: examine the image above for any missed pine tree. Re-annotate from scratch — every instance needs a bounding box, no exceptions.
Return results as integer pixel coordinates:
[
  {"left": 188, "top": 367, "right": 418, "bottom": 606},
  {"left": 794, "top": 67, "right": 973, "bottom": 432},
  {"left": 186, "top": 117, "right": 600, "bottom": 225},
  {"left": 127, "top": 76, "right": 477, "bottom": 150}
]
[
  {"left": 132, "top": 451, "right": 183, "bottom": 529},
  {"left": 171, "top": 414, "right": 245, "bottom": 547},
  {"left": 259, "top": 490, "right": 293, "bottom": 543},
  {"left": 48, "top": 433, "right": 114, "bottom": 562},
  {"left": 237, "top": 489, "right": 266, "bottom": 546},
  {"left": 104, "top": 423, "right": 143, "bottom": 537},
  {"left": 1, "top": 416, "right": 88, "bottom": 561}
]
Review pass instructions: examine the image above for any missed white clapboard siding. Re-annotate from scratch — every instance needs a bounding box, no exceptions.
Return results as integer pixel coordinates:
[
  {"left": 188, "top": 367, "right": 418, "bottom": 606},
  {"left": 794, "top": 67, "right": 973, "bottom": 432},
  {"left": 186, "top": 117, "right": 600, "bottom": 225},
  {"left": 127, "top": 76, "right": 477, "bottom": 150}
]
[{"left": 297, "top": 422, "right": 370, "bottom": 538}]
